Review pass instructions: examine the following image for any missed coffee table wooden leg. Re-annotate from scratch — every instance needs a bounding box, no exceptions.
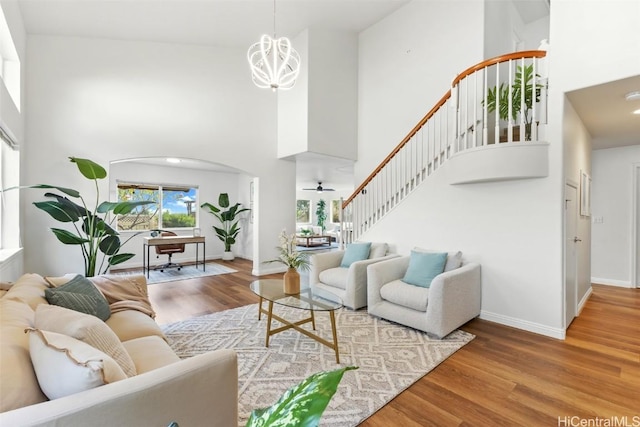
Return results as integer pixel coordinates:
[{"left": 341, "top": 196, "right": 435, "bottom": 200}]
[
  {"left": 329, "top": 310, "right": 339, "bottom": 364},
  {"left": 258, "top": 296, "right": 263, "bottom": 320},
  {"left": 265, "top": 300, "right": 274, "bottom": 347},
  {"left": 310, "top": 310, "right": 316, "bottom": 330}
]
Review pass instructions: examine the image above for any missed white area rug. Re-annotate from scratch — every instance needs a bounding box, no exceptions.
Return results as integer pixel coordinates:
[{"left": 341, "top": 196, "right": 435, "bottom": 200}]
[
  {"left": 115, "top": 262, "right": 237, "bottom": 284},
  {"left": 161, "top": 304, "right": 474, "bottom": 426}
]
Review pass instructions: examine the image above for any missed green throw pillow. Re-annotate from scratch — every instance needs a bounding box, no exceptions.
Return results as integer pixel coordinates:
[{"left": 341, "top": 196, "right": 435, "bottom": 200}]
[
  {"left": 402, "top": 251, "right": 448, "bottom": 288},
  {"left": 340, "top": 242, "right": 372, "bottom": 268},
  {"left": 44, "top": 275, "right": 111, "bottom": 321}
]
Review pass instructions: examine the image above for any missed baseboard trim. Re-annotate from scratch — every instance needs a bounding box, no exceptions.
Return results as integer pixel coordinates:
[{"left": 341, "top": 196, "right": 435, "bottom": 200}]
[
  {"left": 576, "top": 286, "right": 593, "bottom": 316},
  {"left": 591, "top": 277, "right": 633, "bottom": 288},
  {"left": 252, "top": 265, "right": 286, "bottom": 276},
  {"left": 479, "top": 310, "right": 566, "bottom": 340}
]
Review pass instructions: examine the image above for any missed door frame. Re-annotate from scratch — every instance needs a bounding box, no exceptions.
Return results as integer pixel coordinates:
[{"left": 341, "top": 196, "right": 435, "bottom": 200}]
[
  {"left": 564, "top": 180, "right": 579, "bottom": 328},
  {"left": 632, "top": 164, "right": 640, "bottom": 288}
]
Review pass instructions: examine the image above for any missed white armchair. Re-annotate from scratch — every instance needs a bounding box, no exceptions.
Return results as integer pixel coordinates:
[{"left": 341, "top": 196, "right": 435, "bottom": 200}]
[
  {"left": 367, "top": 254, "right": 481, "bottom": 338},
  {"left": 310, "top": 243, "right": 398, "bottom": 310}
]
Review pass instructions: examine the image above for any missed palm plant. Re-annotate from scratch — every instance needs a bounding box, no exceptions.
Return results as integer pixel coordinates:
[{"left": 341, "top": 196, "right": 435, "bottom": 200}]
[
  {"left": 486, "top": 64, "right": 542, "bottom": 140},
  {"left": 2, "top": 157, "right": 154, "bottom": 276},
  {"left": 200, "top": 193, "right": 250, "bottom": 255},
  {"left": 315, "top": 199, "right": 327, "bottom": 232}
]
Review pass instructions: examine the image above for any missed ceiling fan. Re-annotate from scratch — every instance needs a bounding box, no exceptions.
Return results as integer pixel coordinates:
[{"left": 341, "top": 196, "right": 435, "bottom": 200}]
[{"left": 303, "top": 182, "right": 335, "bottom": 193}]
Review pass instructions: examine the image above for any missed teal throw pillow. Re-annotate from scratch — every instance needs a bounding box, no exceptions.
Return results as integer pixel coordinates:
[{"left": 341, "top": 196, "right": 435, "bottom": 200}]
[
  {"left": 340, "top": 242, "right": 372, "bottom": 268},
  {"left": 402, "top": 251, "right": 448, "bottom": 288},
  {"left": 45, "top": 275, "right": 111, "bottom": 321}
]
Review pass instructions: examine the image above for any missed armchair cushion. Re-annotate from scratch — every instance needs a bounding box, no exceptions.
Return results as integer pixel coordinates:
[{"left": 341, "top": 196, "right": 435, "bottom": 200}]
[
  {"left": 318, "top": 267, "right": 349, "bottom": 290},
  {"left": 413, "top": 248, "right": 462, "bottom": 272},
  {"left": 340, "top": 242, "right": 372, "bottom": 267},
  {"left": 380, "top": 280, "right": 429, "bottom": 312},
  {"left": 402, "top": 251, "right": 447, "bottom": 288}
]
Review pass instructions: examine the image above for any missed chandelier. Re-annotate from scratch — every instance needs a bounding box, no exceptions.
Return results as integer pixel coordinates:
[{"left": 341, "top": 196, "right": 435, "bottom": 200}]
[{"left": 247, "top": 0, "right": 300, "bottom": 91}]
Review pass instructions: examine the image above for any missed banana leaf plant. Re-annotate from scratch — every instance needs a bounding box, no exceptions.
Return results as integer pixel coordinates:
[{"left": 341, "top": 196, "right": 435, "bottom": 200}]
[
  {"left": 246, "top": 366, "right": 357, "bottom": 427},
  {"left": 2, "top": 157, "right": 153, "bottom": 276},
  {"left": 200, "top": 193, "right": 250, "bottom": 253},
  {"left": 485, "top": 63, "right": 542, "bottom": 140}
]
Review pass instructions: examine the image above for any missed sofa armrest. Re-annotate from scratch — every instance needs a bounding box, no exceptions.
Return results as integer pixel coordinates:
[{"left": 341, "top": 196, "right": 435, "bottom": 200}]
[
  {"left": 425, "top": 263, "right": 481, "bottom": 338},
  {"left": 367, "top": 256, "right": 411, "bottom": 307},
  {"left": 309, "top": 251, "right": 345, "bottom": 286},
  {"left": 0, "top": 349, "right": 238, "bottom": 427}
]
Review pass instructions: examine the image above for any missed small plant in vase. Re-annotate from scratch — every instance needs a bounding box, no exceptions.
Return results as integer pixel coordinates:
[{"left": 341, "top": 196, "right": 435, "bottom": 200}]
[{"left": 265, "top": 230, "right": 310, "bottom": 295}]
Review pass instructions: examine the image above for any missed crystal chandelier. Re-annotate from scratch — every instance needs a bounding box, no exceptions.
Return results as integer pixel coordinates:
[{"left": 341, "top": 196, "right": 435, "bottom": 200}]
[{"left": 247, "top": 0, "right": 300, "bottom": 91}]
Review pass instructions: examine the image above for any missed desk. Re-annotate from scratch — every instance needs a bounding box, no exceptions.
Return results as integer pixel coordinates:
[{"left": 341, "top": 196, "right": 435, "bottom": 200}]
[{"left": 143, "top": 235, "right": 205, "bottom": 278}]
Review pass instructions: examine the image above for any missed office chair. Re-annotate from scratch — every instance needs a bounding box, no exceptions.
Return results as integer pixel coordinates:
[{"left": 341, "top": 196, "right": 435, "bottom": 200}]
[{"left": 155, "top": 231, "right": 185, "bottom": 272}]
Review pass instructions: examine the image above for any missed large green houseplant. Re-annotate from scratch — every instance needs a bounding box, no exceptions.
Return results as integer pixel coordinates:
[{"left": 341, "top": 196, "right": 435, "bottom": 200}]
[
  {"left": 315, "top": 199, "right": 327, "bottom": 232},
  {"left": 200, "top": 193, "right": 250, "bottom": 260},
  {"left": 2, "top": 157, "right": 153, "bottom": 276},
  {"left": 246, "top": 366, "right": 357, "bottom": 427},
  {"left": 486, "top": 63, "right": 542, "bottom": 141}
]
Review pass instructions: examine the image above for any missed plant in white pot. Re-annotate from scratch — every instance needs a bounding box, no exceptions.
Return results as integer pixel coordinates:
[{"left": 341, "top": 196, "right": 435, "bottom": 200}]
[{"left": 201, "top": 193, "right": 250, "bottom": 261}]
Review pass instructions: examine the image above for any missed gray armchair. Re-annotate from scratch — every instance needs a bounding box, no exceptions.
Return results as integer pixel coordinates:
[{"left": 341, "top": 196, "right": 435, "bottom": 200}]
[
  {"left": 367, "top": 255, "right": 481, "bottom": 338},
  {"left": 309, "top": 243, "right": 398, "bottom": 310}
]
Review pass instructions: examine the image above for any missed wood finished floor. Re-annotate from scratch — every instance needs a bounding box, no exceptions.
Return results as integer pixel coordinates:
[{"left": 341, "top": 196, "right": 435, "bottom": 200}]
[{"left": 147, "top": 258, "right": 640, "bottom": 426}]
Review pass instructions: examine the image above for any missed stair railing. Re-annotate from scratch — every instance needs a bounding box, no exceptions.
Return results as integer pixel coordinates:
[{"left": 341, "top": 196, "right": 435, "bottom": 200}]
[{"left": 340, "top": 50, "right": 548, "bottom": 245}]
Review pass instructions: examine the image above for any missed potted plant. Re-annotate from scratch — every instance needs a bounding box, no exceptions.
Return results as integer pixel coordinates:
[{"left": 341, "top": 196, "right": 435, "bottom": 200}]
[
  {"left": 246, "top": 366, "right": 357, "bottom": 427},
  {"left": 1, "top": 157, "right": 154, "bottom": 276},
  {"left": 200, "top": 193, "right": 250, "bottom": 261},
  {"left": 264, "top": 230, "right": 311, "bottom": 294},
  {"left": 485, "top": 63, "right": 542, "bottom": 141},
  {"left": 315, "top": 199, "right": 327, "bottom": 233}
]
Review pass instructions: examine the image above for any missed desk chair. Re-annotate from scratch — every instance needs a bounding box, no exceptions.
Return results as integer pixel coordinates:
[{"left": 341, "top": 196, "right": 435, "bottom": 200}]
[{"left": 155, "top": 231, "right": 185, "bottom": 272}]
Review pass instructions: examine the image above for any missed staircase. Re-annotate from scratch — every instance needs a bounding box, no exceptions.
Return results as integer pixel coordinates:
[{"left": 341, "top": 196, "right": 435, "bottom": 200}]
[{"left": 339, "top": 50, "right": 548, "bottom": 244}]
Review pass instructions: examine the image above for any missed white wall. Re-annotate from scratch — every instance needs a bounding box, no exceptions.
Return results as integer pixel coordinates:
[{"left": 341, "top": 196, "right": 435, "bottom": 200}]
[
  {"left": 23, "top": 35, "right": 295, "bottom": 276},
  {"left": 357, "top": 0, "right": 485, "bottom": 185},
  {"left": 591, "top": 145, "right": 640, "bottom": 287},
  {"left": 108, "top": 161, "right": 252, "bottom": 269},
  {"left": 550, "top": 0, "right": 640, "bottom": 93},
  {"left": 562, "top": 98, "right": 592, "bottom": 303},
  {"left": 356, "top": 0, "right": 564, "bottom": 338}
]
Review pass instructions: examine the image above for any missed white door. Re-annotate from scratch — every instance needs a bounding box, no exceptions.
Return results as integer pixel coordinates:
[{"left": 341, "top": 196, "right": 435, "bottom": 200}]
[{"left": 564, "top": 183, "right": 578, "bottom": 328}]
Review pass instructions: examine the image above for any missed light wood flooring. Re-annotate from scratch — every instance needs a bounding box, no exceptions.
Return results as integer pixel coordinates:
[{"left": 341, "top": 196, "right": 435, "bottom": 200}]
[{"left": 147, "top": 258, "right": 640, "bottom": 426}]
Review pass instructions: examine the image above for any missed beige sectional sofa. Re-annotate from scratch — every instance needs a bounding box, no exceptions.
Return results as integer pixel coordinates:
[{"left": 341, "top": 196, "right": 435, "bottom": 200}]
[{"left": 0, "top": 273, "right": 238, "bottom": 427}]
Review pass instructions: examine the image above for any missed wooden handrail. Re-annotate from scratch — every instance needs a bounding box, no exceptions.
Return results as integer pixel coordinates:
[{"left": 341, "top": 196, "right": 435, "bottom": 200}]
[
  {"left": 342, "top": 49, "right": 547, "bottom": 210},
  {"left": 343, "top": 89, "right": 451, "bottom": 208},
  {"left": 452, "top": 49, "right": 547, "bottom": 87}
]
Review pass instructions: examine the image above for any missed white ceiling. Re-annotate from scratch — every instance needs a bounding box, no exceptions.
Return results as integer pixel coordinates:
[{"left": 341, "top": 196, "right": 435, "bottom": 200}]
[{"left": 16, "top": 0, "right": 638, "bottom": 190}]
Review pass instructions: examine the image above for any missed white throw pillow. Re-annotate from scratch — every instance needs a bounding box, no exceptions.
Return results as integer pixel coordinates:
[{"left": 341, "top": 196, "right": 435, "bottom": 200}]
[
  {"left": 35, "top": 304, "right": 137, "bottom": 377},
  {"left": 28, "top": 329, "right": 127, "bottom": 400}
]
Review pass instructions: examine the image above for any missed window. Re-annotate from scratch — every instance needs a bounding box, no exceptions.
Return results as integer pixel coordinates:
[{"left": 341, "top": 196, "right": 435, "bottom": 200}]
[
  {"left": 0, "top": 6, "right": 21, "bottom": 111},
  {"left": 117, "top": 182, "right": 198, "bottom": 230},
  {"left": 296, "top": 200, "right": 311, "bottom": 223}
]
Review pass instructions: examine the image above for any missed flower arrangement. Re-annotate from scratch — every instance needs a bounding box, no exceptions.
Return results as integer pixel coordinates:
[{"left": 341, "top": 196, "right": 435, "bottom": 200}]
[{"left": 265, "top": 229, "right": 311, "bottom": 271}]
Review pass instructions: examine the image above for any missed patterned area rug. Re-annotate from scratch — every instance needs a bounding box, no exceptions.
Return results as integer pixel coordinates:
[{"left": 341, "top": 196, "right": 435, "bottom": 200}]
[
  {"left": 114, "top": 262, "right": 237, "bottom": 284},
  {"left": 161, "top": 304, "right": 474, "bottom": 426}
]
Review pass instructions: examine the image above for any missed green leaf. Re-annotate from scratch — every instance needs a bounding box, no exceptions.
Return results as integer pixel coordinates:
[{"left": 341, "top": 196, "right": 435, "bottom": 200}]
[
  {"left": 246, "top": 366, "right": 357, "bottom": 427},
  {"left": 69, "top": 157, "right": 107, "bottom": 180},
  {"left": 200, "top": 202, "right": 220, "bottom": 213},
  {"left": 218, "top": 193, "right": 230, "bottom": 208},
  {"left": 213, "top": 225, "right": 227, "bottom": 238},
  {"left": 30, "top": 184, "right": 81, "bottom": 198},
  {"left": 33, "top": 201, "right": 80, "bottom": 222},
  {"left": 99, "top": 235, "right": 121, "bottom": 255},
  {"left": 43, "top": 193, "right": 87, "bottom": 217},
  {"left": 108, "top": 252, "right": 134, "bottom": 266},
  {"left": 50, "top": 228, "right": 89, "bottom": 245}
]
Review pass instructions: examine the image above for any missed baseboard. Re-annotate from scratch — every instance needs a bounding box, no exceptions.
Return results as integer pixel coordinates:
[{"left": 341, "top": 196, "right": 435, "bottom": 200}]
[
  {"left": 576, "top": 286, "right": 593, "bottom": 316},
  {"left": 252, "top": 265, "right": 286, "bottom": 276},
  {"left": 480, "top": 310, "right": 566, "bottom": 340},
  {"left": 591, "top": 277, "right": 633, "bottom": 288}
]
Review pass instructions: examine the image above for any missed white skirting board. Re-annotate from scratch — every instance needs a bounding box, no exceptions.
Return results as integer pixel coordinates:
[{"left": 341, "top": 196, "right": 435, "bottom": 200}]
[
  {"left": 480, "top": 310, "right": 566, "bottom": 340},
  {"left": 591, "top": 277, "right": 634, "bottom": 288}
]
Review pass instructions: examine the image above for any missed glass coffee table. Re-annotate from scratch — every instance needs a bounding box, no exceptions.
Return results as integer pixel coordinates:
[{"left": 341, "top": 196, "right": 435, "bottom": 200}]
[{"left": 250, "top": 279, "right": 343, "bottom": 363}]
